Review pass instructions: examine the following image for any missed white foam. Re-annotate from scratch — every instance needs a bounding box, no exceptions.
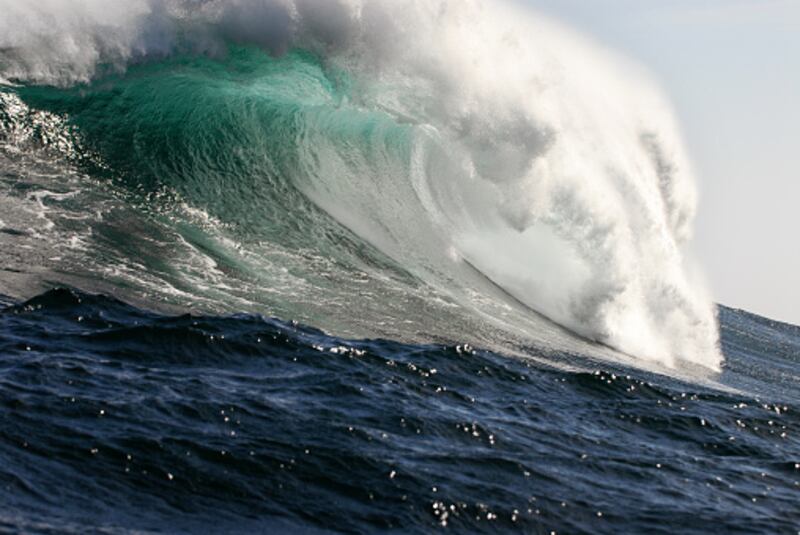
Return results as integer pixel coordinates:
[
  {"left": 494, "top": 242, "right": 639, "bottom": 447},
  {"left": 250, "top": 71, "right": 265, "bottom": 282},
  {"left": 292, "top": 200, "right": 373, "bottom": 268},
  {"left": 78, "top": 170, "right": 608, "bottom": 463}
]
[{"left": 305, "top": 0, "right": 721, "bottom": 369}]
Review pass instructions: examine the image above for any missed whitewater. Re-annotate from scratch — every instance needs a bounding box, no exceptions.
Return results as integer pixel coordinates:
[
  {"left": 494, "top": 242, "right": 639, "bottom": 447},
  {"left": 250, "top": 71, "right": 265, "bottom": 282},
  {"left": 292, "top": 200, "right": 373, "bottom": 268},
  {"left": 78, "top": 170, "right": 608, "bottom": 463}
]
[{"left": 0, "top": 0, "right": 721, "bottom": 372}]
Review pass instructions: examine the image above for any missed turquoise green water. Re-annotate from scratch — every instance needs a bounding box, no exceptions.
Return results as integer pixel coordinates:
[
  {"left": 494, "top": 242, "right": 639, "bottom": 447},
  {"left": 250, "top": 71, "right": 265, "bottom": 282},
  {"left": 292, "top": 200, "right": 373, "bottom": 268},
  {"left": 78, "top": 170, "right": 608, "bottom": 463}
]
[{"left": 19, "top": 47, "right": 380, "bottom": 238}]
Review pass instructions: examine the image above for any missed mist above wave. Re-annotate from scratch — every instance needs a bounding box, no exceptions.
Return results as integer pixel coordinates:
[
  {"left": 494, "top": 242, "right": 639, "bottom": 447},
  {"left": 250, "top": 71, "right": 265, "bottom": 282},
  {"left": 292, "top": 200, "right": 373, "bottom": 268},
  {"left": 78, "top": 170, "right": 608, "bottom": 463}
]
[
  {"left": 0, "top": 0, "right": 723, "bottom": 370},
  {"left": 0, "top": 0, "right": 357, "bottom": 85}
]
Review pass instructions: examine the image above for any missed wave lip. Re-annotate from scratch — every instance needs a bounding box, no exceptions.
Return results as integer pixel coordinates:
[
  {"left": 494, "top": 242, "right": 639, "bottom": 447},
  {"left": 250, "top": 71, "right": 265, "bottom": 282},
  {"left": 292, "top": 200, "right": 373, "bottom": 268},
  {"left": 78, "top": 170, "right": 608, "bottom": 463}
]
[{"left": 0, "top": 0, "right": 722, "bottom": 371}]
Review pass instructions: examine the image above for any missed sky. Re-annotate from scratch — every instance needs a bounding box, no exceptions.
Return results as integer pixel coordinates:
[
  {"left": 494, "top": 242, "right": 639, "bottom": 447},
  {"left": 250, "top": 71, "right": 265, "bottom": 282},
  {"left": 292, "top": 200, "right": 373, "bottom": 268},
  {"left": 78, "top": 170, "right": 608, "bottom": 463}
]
[{"left": 525, "top": 0, "right": 800, "bottom": 324}]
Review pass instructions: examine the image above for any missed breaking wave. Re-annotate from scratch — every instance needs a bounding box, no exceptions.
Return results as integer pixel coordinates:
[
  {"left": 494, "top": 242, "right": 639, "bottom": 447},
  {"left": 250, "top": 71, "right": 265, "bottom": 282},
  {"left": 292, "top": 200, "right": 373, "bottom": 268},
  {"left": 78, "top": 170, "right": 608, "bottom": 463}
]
[{"left": 0, "top": 0, "right": 721, "bottom": 370}]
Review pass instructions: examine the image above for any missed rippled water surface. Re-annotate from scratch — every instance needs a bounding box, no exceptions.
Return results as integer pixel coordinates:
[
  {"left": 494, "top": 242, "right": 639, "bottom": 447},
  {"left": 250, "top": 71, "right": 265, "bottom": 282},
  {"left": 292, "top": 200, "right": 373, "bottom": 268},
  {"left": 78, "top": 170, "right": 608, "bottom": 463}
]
[{"left": 1, "top": 289, "right": 798, "bottom": 533}]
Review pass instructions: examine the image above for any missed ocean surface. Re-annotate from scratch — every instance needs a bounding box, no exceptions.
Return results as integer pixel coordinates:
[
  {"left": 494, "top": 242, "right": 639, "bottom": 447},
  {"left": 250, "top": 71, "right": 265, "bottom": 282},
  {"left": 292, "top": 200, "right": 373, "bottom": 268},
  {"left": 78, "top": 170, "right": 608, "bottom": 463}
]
[
  {"left": 1, "top": 1, "right": 798, "bottom": 533},
  {"left": 1, "top": 290, "right": 799, "bottom": 534}
]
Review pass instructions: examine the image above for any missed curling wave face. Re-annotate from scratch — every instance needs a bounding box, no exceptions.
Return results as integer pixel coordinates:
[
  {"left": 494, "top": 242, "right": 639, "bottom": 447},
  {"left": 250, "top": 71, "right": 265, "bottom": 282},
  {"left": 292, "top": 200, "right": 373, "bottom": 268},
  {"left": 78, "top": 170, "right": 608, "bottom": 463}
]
[{"left": 0, "top": 0, "right": 721, "bottom": 370}]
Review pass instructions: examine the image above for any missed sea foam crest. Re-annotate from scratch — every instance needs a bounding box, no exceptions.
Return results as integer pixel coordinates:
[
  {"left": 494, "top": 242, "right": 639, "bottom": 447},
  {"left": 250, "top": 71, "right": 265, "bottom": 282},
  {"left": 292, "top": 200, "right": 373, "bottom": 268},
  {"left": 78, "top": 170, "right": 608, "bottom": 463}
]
[{"left": 0, "top": 0, "right": 723, "bottom": 369}]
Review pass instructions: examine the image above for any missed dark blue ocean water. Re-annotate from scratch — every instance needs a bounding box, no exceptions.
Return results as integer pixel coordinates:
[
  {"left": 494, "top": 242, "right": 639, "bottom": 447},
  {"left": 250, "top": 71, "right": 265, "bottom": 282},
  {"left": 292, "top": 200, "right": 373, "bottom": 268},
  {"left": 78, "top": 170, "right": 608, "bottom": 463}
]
[{"left": 1, "top": 288, "right": 798, "bottom": 534}]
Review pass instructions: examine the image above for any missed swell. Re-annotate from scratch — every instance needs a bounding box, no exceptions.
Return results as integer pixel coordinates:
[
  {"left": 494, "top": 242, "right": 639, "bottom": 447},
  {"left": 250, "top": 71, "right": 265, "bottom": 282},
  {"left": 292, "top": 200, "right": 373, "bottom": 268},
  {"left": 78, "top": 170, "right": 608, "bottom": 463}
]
[{"left": 0, "top": 0, "right": 722, "bottom": 371}]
